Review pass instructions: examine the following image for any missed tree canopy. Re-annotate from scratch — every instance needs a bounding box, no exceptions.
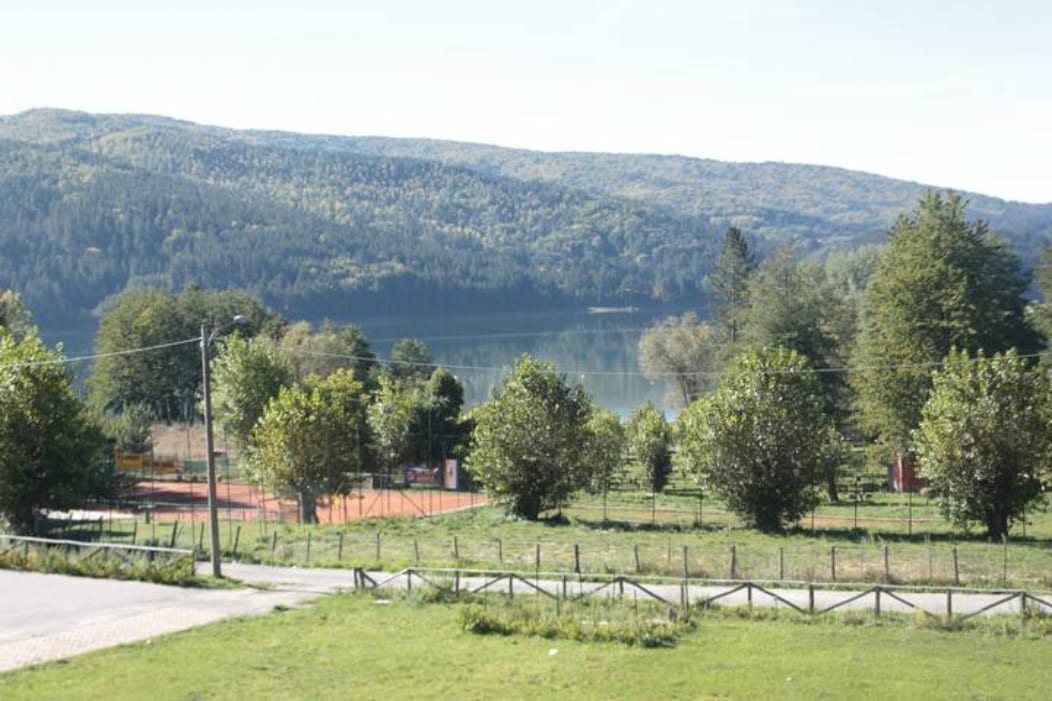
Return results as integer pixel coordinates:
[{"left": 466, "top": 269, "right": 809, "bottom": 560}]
[
  {"left": 210, "top": 334, "right": 294, "bottom": 448},
  {"left": 248, "top": 369, "right": 369, "bottom": 523},
  {"left": 914, "top": 349, "right": 1049, "bottom": 539},
  {"left": 89, "top": 287, "right": 279, "bottom": 421},
  {"left": 626, "top": 402, "right": 673, "bottom": 492},
  {"left": 852, "top": 192, "right": 1040, "bottom": 455},
  {"left": 638, "top": 312, "right": 715, "bottom": 407},
  {"left": 468, "top": 356, "right": 595, "bottom": 520},
  {"left": 676, "top": 347, "right": 843, "bottom": 532},
  {"left": 0, "top": 331, "right": 107, "bottom": 532}
]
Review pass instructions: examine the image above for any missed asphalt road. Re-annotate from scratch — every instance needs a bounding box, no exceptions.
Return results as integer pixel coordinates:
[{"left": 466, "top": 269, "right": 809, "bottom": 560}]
[
  {"left": 0, "top": 568, "right": 321, "bottom": 673},
  {"left": 3, "top": 562, "right": 1049, "bottom": 673}
]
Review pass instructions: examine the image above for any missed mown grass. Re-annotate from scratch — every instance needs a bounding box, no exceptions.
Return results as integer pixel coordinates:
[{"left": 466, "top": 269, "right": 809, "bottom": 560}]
[
  {"left": 46, "top": 487, "right": 1052, "bottom": 589},
  {"left": 3, "top": 591, "right": 1052, "bottom": 700}
]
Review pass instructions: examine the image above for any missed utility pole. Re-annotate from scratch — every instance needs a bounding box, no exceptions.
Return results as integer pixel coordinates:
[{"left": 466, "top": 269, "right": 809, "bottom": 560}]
[{"left": 201, "top": 323, "right": 222, "bottom": 578}]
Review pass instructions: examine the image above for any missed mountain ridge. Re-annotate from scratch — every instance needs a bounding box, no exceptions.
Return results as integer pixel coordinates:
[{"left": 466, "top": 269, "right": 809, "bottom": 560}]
[{"left": 1, "top": 108, "right": 1050, "bottom": 329}]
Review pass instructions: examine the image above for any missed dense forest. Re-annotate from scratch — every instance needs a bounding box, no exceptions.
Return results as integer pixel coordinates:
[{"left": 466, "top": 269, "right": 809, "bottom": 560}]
[{"left": 1, "top": 108, "right": 1050, "bottom": 331}]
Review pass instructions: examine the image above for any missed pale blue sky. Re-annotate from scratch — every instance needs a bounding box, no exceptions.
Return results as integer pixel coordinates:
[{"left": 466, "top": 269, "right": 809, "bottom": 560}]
[{"left": 3, "top": 1, "right": 1050, "bottom": 202}]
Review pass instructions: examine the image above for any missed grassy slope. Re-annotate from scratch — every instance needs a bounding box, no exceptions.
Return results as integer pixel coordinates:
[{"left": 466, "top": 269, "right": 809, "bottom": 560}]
[{"left": 3, "top": 593, "right": 1049, "bottom": 700}]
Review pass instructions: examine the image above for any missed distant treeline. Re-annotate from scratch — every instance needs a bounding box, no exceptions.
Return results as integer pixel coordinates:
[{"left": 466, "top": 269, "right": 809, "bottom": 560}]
[{"left": 2, "top": 109, "right": 1051, "bottom": 332}]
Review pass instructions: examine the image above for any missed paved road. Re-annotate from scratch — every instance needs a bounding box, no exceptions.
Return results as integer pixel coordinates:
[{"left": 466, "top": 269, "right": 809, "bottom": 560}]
[
  {"left": 3, "top": 563, "right": 1050, "bottom": 673},
  {"left": 0, "top": 569, "right": 322, "bottom": 673}
]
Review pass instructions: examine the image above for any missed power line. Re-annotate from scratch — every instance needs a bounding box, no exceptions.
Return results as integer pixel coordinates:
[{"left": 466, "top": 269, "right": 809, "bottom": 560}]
[
  {"left": 0, "top": 337, "right": 201, "bottom": 371},
  {"left": 285, "top": 347, "right": 1052, "bottom": 380},
  {"left": 4, "top": 333, "right": 1045, "bottom": 382}
]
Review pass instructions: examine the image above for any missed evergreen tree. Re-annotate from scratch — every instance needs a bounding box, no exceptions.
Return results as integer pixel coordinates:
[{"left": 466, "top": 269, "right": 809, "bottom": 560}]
[{"left": 710, "top": 227, "right": 753, "bottom": 347}]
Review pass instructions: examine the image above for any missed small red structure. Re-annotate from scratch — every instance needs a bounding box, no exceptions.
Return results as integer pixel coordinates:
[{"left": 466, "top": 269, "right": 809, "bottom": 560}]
[{"left": 888, "top": 454, "right": 927, "bottom": 492}]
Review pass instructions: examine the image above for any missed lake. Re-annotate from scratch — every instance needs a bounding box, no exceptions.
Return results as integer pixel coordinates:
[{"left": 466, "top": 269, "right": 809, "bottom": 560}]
[
  {"left": 43, "top": 306, "right": 688, "bottom": 418},
  {"left": 354, "top": 306, "right": 683, "bottom": 417}
]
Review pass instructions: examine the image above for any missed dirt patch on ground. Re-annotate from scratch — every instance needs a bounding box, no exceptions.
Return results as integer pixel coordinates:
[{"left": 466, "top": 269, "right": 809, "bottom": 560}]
[{"left": 123, "top": 479, "right": 483, "bottom": 524}]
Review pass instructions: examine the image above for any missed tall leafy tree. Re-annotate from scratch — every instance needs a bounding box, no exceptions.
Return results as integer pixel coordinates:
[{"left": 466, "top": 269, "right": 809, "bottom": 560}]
[
  {"left": 89, "top": 287, "right": 278, "bottom": 421},
  {"left": 249, "top": 369, "right": 369, "bottom": 523},
  {"left": 210, "top": 334, "right": 295, "bottom": 449},
  {"left": 583, "top": 409, "right": 627, "bottom": 497},
  {"left": 740, "top": 248, "right": 853, "bottom": 498},
  {"left": 409, "top": 368, "right": 467, "bottom": 465},
  {"left": 0, "top": 331, "right": 108, "bottom": 532},
  {"left": 468, "top": 356, "right": 594, "bottom": 520},
  {"left": 677, "top": 347, "right": 844, "bottom": 532},
  {"left": 914, "top": 350, "right": 1049, "bottom": 539},
  {"left": 626, "top": 402, "right": 673, "bottom": 492},
  {"left": 852, "top": 192, "right": 1039, "bottom": 456},
  {"left": 367, "top": 375, "right": 419, "bottom": 481},
  {"left": 279, "top": 321, "right": 375, "bottom": 385},
  {"left": 638, "top": 312, "right": 715, "bottom": 407}
]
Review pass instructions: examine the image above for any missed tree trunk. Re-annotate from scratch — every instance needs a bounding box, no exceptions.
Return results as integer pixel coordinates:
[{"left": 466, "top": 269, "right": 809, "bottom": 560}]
[
  {"left": 985, "top": 509, "right": 1009, "bottom": 540},
  {"left": 298, "top": 490, "right": 318, "bottom": 524}
]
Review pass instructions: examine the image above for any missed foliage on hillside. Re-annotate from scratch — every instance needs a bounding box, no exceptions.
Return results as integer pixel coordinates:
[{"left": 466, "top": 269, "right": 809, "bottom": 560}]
[
  {"left": 0, "top": 110, "right": 716, "bottom": 325},
  {"left": 3, "top": 109, "right": 1050, "bottom": 330}
]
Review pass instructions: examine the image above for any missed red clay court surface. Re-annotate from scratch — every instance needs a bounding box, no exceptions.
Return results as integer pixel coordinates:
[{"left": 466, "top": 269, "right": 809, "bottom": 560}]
[{"left": 121, "top": 480, "right": 485, "bottom": 523}]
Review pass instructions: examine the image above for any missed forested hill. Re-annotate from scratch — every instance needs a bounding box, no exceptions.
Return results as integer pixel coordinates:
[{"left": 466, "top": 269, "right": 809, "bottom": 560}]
[
  {"left": 0, "top": 109, "right": 715, "bottom": 325},
  {"left": 1, "top": 108, "right": 1050, "bottom": 328},
  {"left": 288, "top": 137, "right": 1052, "bottom": 255}
]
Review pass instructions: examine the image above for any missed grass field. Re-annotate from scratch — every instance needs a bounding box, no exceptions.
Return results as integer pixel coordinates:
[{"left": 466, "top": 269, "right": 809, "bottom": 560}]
[
  {"left": 62, "top": 491, "right": 1052, "bottom": 588},
  {"left": 3, "top": 591, "right": 1051, "bottom": 700}
]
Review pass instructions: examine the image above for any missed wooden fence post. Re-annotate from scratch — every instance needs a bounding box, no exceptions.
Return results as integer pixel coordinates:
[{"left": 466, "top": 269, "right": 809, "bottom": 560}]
[
  {"left": 270, "top": 531, "right": 277, "bottom": 557},
  {"left": 952, "top": 547, "right": 959, "bottom": 585},
  {"left": 682, "top": 545, "right": 689, "bottom": 579},
  {"left": 730, "top": 545, "right": 737, "bottom": 579},
  {"left": 574, "top": 543, "right": 580, "bottom": 573},
  {"left": 337, "top": 532, "right": 344, "bottom": 560},
  {"left": 414, "top": 539, "right": 420, "bottom": 564},
  {"left": 375, "top": 532, "right": 381, "bottom": 562},
  {"left": 634, "top": 544, "right": 641, "bottom": 573},
  {"left": 808, "top": 584, "right": 815, "bottom": 614},
  {"left": 232, "top": 525, "right": 241, "bottom": 558},
  {"left": 306, "top": 532, "right": 312, "bottom": 563},
  {"left": 830, "top": 546, "right": 837, "bottom": 582},
  {"left": 946, "top": 589, "right": 953, "bottom": 619},
  {"left": 883, "top": 545, "right": 889, "bottom": 582}
]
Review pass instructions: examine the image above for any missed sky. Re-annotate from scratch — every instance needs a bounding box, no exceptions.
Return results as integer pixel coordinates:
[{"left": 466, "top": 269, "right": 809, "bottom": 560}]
[{"left": 3, "top": 0, "right": 1050, "bottom": 203}]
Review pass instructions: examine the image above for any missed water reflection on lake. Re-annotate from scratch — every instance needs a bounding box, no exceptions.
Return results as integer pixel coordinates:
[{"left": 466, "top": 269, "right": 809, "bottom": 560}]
[
  {"left": 354, "top": 306, "right": 684, "bottom": 417},
  {"left": 43, "top": 306, "right": 690, "bottom": 418}
]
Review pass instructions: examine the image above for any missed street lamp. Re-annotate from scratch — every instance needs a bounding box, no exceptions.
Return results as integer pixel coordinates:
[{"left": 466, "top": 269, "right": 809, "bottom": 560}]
[{"left": 200, "top": 315, "right": 248, "bottom": 578}]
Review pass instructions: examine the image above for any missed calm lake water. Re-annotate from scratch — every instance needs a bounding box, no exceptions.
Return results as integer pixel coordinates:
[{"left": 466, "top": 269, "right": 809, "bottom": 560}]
[
  {"left": 44, "top": 306, "right": 688, "bottom": 417},
  {"left": 354, "top": 306, "right": 683, "bottom": 417}
]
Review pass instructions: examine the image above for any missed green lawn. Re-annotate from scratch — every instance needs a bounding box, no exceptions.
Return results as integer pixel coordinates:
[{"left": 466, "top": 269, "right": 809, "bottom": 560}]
[
  {"left": 3, "top": 593, "right": 1050, "bottom": 700},
  {"left": 63, "top": 493, "right": 1052, "bottom": 588}
]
